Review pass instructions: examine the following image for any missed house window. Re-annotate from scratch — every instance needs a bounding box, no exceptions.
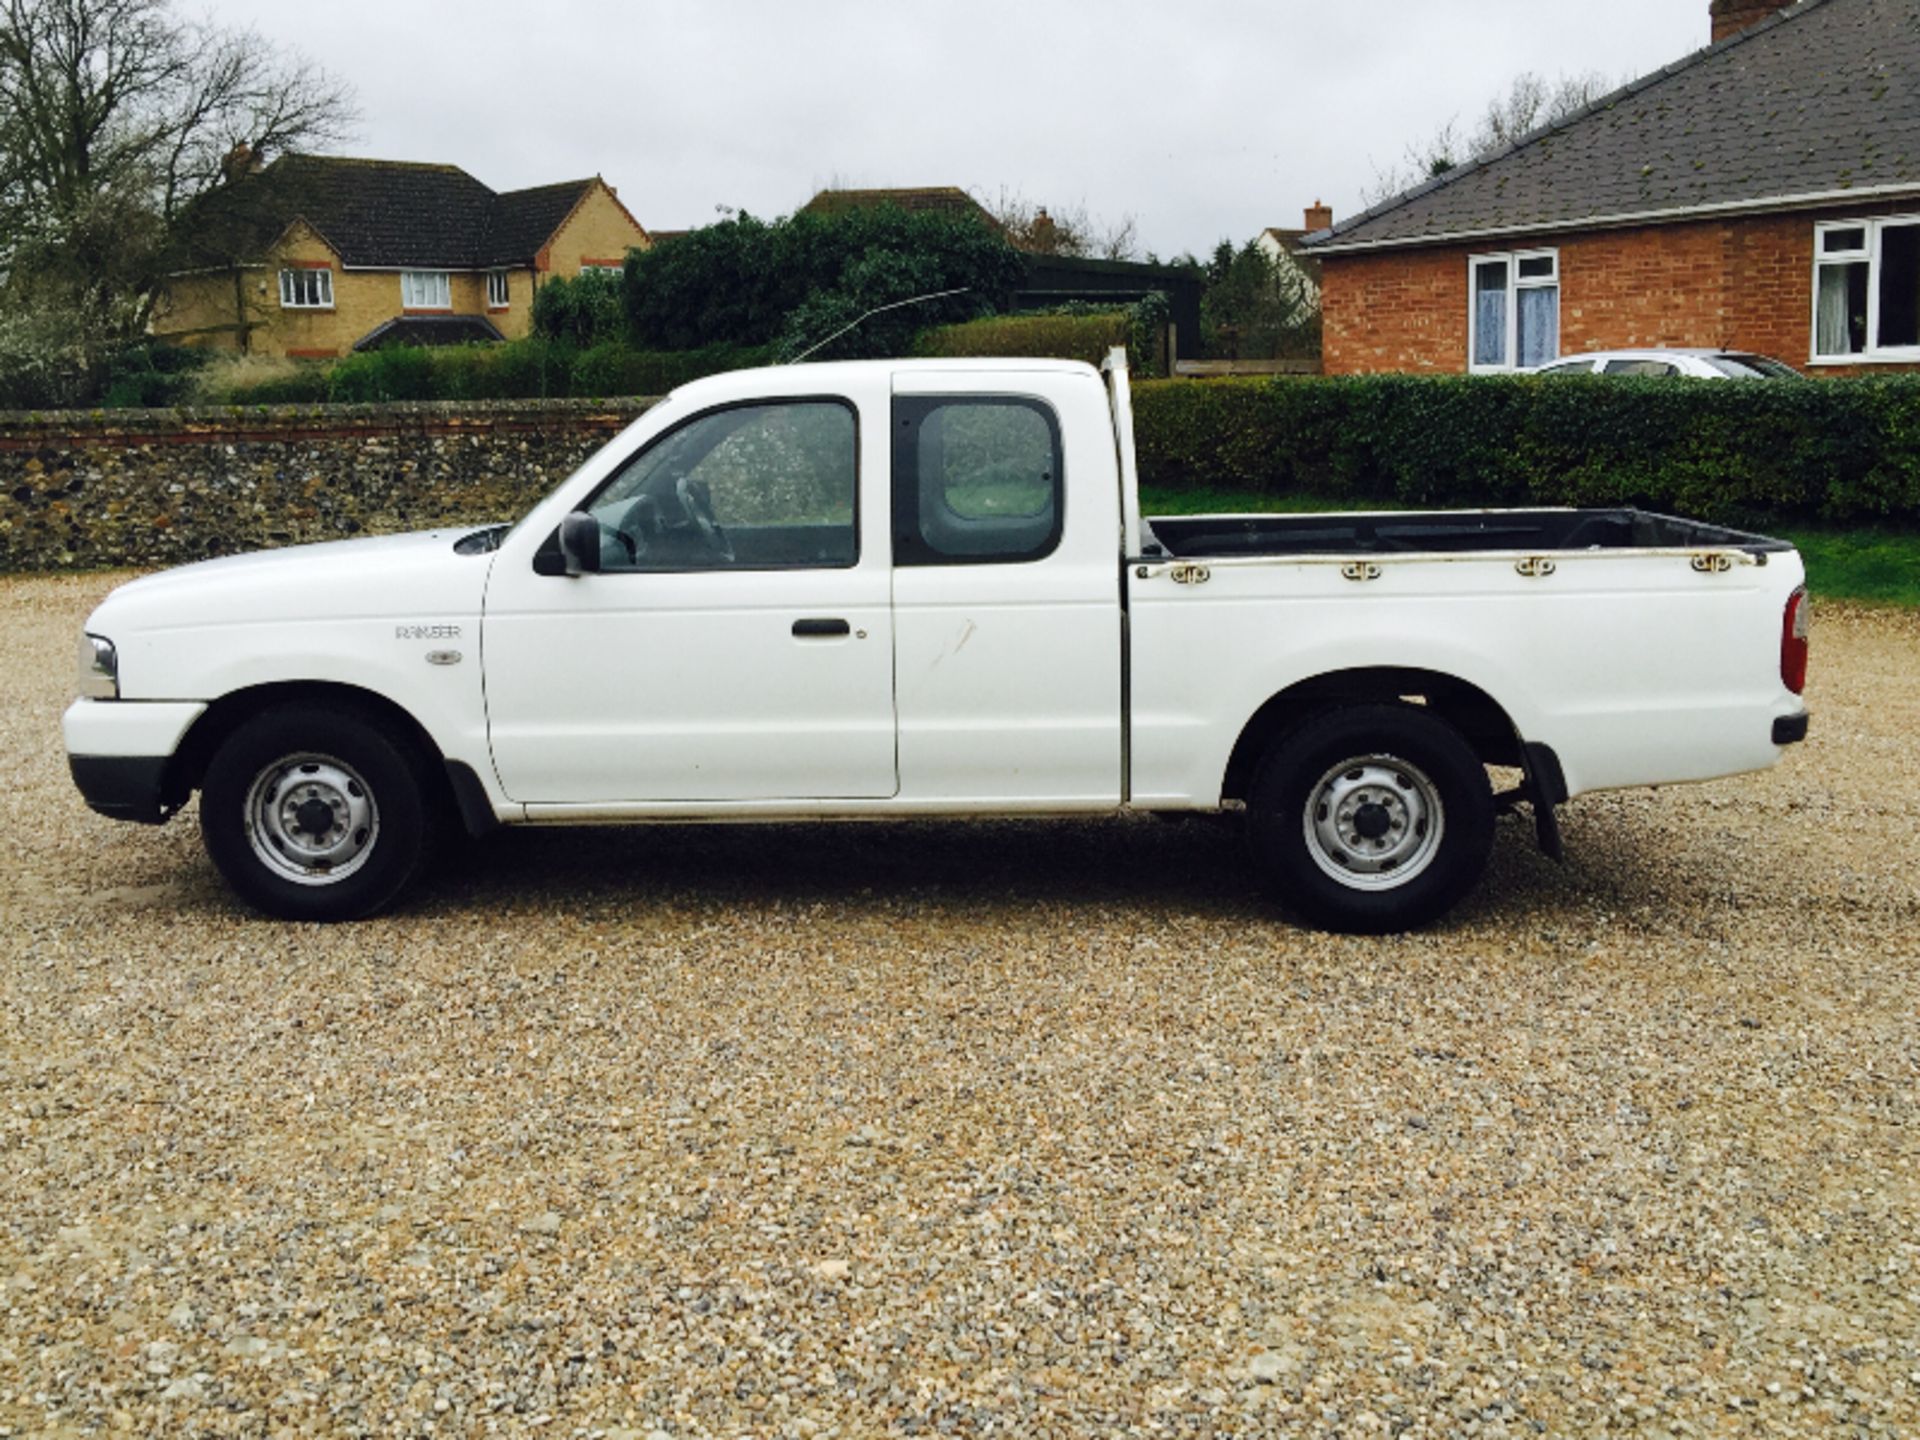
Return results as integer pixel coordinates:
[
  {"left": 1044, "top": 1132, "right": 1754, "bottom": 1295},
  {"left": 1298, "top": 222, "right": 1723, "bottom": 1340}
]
[
  {"left": 1813, "top": 218, "right": 1920, "bottom": 360},
  {"left": 579, "top": 260, "right": 624, "bottom": 279},
  {"left": 401, "top": 271, "right": 451, "bottom": 310},
  {"left": 1469, "top": 249, "right": 1559, "bottom": 371},
  {"left": 278, "top": 267, "right": 333, "bottom": 309},
  {"left": 487, "top": 270, "right": 510, "bottom": 309}
]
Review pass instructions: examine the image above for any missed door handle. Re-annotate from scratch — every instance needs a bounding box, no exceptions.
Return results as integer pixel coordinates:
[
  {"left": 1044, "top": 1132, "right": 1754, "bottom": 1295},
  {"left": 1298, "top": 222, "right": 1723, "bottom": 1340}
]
[{"left": 792, "top": 618, "right": 851, "bottom": 638}]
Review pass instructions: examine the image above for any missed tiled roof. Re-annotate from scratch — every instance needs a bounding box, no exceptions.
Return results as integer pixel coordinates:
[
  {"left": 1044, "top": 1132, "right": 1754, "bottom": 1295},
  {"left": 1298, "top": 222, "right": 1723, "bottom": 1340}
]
[
  {"left": 486, "top": 180, "right": 600, "bottom": 266},
  {"left": 1311, "top": 0, "right": 1920, "bottom": 252},
  {"left": 353, "top": 315, "right": 505, "bottom": 351},
  {"left": 799, "top": 187, "right": 1003, "bottom": 230},
  {"left": 180, "top": 156, "right": 620, "bottom": 270}
]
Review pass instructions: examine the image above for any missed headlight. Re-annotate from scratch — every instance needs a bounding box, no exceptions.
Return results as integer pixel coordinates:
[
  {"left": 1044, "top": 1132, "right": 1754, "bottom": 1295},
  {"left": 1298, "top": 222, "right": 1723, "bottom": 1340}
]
[{"left": 78, "top": 633, "right": 118, "bottom": 699}]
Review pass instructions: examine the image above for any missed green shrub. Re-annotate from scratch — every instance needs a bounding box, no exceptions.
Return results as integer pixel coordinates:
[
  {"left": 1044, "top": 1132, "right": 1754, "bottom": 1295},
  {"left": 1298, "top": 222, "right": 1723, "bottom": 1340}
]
[
  {"left": 913, "top": 309, "right": 1130, "bottom": 366},
  {"left": 532, "top": 270, "right": 628, "bottom": 347},
  {"left": 913, "top": 297, "right": 1172, "bottom": 377},
  {"left": 625, "top": 206, "right": 1024, "bottom": 358},
  {"left": 97, "top": 344, "right": 210, "bottom": 408},
  {"left": 210, "top": 364, "right": 331, "bottom": 405},
  {"left": 479, "top": 336, "right": 579, "bottom": 399},
  {"left": 326, "top": 346, "right": 434, "bottom": 403},
  {"left": 211, "top": 337, "right": 774, "bottom": 406},
  {"left": 1129, "top": 374, "right": 1920, "bottom": 524}
]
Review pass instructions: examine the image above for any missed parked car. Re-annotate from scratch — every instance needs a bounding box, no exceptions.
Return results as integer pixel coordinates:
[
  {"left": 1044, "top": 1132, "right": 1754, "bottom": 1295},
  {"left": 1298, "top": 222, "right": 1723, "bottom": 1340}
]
[
  {"left": 63, "top": 352, "right": 1812, "bottom": 933},
  {"left": 1533, "top": 349, "right": 1802, "bottom": 379}
]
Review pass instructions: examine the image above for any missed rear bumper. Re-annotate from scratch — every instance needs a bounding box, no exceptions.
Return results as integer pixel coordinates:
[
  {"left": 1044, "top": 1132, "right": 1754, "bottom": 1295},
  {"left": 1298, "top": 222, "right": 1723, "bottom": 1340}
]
[
  {"left": 69, "top": 754, "right": 176, "bottom": 824},
  {"left": 1773, "top": 711, "right": 1810, "bottom": 746}
]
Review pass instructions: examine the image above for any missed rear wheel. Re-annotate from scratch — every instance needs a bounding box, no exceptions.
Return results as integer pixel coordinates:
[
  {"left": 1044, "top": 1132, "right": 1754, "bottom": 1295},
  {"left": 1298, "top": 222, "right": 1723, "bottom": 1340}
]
[
  {"left": 200, "top": 704, "right": 434, "bottom": 921},
  {"left": 1246, "top": 704, "right": 1495, "bottom": 933}
]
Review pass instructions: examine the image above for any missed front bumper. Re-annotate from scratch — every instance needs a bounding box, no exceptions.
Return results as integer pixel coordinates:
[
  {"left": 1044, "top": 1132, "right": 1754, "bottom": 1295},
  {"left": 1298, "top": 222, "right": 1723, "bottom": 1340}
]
[
  {"left": 63, "top": 699, "right": 207, "bottom": 826},
  {"left": 69, "top": 754, "right": 176, "bottom": 824}
]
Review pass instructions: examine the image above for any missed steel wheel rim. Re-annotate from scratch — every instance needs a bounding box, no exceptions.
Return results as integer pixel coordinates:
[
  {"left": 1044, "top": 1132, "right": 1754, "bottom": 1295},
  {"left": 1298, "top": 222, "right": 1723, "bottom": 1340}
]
[
  {"left": 1302, "top": 753, "right": 1444, "bottom": 891},
  {"left": 243, "top": 752, "right": 380, "bottom": 887}
]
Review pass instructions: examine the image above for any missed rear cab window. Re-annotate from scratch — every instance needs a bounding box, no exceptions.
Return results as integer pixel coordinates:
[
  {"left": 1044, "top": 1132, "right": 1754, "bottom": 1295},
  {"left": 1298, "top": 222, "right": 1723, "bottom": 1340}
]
[{"left": 892, "top": 396, "right": 1064, "bottom": 565}]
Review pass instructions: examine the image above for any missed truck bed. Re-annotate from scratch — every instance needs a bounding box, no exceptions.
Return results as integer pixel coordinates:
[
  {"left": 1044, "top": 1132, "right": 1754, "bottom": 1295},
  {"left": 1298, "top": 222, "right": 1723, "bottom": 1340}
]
[{"left": 1141, "top": 507, "right": 1793, "bottom": 561}]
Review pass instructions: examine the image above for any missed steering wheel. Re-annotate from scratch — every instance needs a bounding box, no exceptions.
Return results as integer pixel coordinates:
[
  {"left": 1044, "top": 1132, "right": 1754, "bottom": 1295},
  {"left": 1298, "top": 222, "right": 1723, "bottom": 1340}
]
[
  {"left": 612, "top": 494, "right": 660, "bottom": 561},
  {"left": 676, "top": 476, "right": 734, "bottom": 563}
]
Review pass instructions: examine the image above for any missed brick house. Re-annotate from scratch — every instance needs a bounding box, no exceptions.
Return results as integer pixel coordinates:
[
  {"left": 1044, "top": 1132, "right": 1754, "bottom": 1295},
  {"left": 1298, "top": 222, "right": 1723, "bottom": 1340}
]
[
  {"left": 1306, "top": 0, "right": 1920, "bottom": 376},
  {"left": 156, "top": 155, "right": 650, "bottom": 358}
]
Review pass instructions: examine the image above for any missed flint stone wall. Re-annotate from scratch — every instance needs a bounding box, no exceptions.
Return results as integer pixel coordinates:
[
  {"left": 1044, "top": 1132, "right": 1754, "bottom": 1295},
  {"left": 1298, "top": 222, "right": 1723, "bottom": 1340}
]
[{"left": 0, "top": 398, "right": 657, "bottom": 570}]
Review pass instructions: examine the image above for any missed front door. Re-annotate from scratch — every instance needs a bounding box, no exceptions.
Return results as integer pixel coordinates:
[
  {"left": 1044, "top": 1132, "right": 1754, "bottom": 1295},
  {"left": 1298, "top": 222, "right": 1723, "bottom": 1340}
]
[{"left": 482, "top": 396, "right": 897, "bottom": 804}]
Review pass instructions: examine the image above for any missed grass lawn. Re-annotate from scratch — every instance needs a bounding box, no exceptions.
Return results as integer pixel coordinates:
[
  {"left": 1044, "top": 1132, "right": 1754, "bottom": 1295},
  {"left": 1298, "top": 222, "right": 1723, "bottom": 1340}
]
[{"left": 1137, "top": 487, "right": 1920, "bottom": 608}]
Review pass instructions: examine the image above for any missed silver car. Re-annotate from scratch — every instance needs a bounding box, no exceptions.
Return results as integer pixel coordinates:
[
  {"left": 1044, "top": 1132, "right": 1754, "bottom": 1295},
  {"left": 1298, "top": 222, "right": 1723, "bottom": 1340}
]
[{"left": 1533, "top": 349, "right": 1801, "bottom": 379}]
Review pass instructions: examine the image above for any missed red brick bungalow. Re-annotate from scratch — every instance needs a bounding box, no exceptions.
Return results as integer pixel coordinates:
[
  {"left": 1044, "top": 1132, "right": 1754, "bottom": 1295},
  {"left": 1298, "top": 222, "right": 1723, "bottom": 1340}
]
[{"left": 1305, "top": 0, "right": 1920, "bottom": 376}]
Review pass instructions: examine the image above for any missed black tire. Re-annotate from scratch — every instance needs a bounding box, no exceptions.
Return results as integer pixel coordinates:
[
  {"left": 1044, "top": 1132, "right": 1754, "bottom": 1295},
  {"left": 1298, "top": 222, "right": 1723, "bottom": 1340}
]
[
  {"left": 1246, "top": 703, "right": 1495, "bottom": 934},
  {"left": 200, "top": 703, "right": 435, "bottom": 921}
]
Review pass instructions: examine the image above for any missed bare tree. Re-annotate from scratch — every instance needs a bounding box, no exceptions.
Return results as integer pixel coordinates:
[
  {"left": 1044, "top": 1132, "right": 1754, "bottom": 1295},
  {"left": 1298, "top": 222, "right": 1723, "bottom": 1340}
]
[
  {"left": 1363, "top": 70, "right": 1613, "bottom": 207},
  {"left": 982, "top": 188, "right": 1141, "bottom": 261},
  {"left": 0, "top": 0, "right": 355, "bottom": 400}
]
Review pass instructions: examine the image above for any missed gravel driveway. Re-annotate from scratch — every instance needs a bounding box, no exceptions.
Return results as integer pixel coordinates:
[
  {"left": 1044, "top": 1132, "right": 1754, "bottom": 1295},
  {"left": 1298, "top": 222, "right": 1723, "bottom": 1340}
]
[{"left": 2, "top": 572, "right": 1915, "bottom": 1439}]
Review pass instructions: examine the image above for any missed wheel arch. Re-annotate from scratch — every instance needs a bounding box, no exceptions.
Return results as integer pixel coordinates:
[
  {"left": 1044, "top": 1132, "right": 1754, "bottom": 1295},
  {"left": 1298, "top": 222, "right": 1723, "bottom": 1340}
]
[
  {"left": 163, "top": 680, "right": 452, "bottom": 814},
  {"left": 1221, "top": 666, "right": 1526, "bottom": 805}
]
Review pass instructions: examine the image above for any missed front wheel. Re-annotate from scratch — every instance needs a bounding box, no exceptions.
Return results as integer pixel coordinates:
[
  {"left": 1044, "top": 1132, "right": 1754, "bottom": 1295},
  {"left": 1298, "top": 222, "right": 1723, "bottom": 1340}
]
[
  {"left": 200, "top": 704, "right": 434, "bottom": 921},
  {"left": 1246, "top": 704, "right": 1495, "bottom": 934}
]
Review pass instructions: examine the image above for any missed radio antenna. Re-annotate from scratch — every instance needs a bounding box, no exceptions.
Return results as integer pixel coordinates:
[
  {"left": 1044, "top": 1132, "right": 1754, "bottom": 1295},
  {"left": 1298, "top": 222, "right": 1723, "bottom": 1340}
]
[{"left": 787, "top": 287, "right": 970, "bottom": 364}]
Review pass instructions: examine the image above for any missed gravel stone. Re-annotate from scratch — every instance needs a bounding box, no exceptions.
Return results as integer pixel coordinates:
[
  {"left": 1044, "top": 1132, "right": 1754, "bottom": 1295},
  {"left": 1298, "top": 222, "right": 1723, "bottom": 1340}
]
[{"left": 1, "top": 571, "right": 1916, "bottom": 1437}]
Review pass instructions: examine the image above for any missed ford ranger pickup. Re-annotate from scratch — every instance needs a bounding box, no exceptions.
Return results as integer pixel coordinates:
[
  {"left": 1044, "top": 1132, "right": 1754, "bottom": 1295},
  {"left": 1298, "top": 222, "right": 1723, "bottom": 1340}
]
[{"left": 64, "top": 352, "right": 1811, "bottom": 931}]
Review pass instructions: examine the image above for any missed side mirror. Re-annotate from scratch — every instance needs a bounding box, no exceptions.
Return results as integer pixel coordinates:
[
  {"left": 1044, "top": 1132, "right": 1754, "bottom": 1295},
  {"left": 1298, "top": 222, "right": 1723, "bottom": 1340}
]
[{"left": 558, "top": 511, "right": 602, "bottom": 577}]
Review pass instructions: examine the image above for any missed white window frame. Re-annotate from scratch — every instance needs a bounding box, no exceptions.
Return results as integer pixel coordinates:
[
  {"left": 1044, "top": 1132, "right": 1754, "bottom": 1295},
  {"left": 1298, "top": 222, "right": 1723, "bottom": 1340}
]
[
  {"left": 579, "top": 263, "right": 624, "bottom": 279},
  {"left": 1468, "top": 248, "right": 1560, "bottom": 373},
  {"left": 401, "top": 270, "right": 452, "bottom": 310},
  {"left": 487, "top": 270, "right": 511, "bottom": 309},
  {"left": 278, "top": 267, "right": 334, "bottom": 309},
  {"left": 1810, "top": 216, "right": 1920, "bottom": 365}
]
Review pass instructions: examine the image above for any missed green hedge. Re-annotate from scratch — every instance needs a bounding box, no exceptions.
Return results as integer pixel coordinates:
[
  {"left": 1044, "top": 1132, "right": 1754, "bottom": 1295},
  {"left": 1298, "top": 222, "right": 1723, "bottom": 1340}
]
[
  {"left": 213, "top": 339, "right": 774, "bottom": 405},
  {"left": 913, "top": 300, "right": 1169, "bottom": 377},
  {"left": 915, "top": 310, "right": 1131, "bottom": 365},
  {"left": 1129, "top": 374, "right": 1920, "bottom": 524}
]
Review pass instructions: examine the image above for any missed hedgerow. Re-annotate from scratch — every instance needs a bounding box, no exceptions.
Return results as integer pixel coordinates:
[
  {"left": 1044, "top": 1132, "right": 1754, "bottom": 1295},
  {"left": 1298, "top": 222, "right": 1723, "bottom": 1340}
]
[
  {"left": 913, "top": 308, "right": 1130, "bottom": 366},
  {"left": 1129, "top": 374, "right": 1920, "bottom": 524},
  {"left": 913, "top": 297, "right": 1173, "bottom": 377},
  {"left": 206, "top": 338, "right": 773, "bottom": 405}
]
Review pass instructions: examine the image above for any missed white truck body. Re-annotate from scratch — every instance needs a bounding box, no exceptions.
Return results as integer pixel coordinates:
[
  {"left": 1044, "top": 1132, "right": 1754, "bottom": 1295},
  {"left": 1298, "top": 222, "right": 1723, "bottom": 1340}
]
[{"left": 64, "top": 354, "right": 1810, "bottom": 929}]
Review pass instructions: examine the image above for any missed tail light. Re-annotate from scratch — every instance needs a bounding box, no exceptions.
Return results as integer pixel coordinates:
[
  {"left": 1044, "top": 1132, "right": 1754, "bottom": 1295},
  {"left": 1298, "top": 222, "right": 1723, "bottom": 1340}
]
[{"left": 1780, "top": 586, "right": 1810, "bottom": 695}]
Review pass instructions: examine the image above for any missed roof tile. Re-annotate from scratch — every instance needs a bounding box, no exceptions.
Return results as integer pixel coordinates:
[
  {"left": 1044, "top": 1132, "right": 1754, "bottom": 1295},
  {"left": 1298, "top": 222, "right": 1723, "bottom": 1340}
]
[
  {"left": 183, "top": 156, "right": 612, "bottom": 270},
  {"left": 1314, "top": 0, "right": 1920, "bottom": 250}
]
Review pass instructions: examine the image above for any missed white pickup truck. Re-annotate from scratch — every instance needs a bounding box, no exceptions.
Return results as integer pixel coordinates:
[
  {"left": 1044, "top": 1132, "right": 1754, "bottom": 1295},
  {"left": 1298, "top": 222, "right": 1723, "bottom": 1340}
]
[{"left": 64, "top": 353, "right": 1811, "bottom": 932}]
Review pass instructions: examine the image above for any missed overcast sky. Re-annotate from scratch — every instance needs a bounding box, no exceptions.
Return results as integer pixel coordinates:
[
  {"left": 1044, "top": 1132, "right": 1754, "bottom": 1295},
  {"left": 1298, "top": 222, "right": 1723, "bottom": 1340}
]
[{"left": 199, "top": 0, "right": 1708, "bottom": 258}]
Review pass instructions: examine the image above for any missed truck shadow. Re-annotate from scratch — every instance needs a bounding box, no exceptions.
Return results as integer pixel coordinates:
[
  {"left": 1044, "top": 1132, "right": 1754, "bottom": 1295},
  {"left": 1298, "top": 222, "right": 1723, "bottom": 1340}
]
[{"left": 407, "top": 809, "right": 1637, "bottom": 931}]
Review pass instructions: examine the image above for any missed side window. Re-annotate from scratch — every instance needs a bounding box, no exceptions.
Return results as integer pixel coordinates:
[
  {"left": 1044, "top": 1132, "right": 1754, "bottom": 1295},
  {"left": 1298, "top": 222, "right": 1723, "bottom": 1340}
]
[
  {"left": 573, "top": 400, "right": 857, "bottom": 572},
  {"left": 892, "top": 397, "right": 1063, "bottom": 566},
  {"left": 1603, "top": 359, "right": 1679, "bottom": 376}
]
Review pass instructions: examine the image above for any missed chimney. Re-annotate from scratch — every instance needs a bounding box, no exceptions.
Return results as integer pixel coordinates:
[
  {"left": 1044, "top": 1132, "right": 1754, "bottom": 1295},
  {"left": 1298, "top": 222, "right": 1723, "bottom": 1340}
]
[
  {"left": 220, "top": 141, "right": 261, "bottom": 185},
  {"left": 1304, "top": 200, "right": 1334, "bottom": 233},
  {"left": 1030, "top": 206, "right": 1059, "bottom": 254},
  {"left": 1710, "top": 0, "right": 1795, "bottom": 42}
]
